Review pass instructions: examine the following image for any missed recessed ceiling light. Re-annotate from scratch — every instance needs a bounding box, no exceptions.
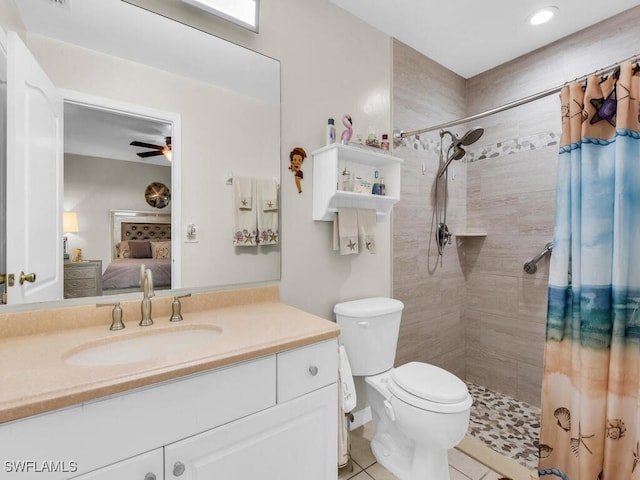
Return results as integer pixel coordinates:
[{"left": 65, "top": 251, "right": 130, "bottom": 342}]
[{"left": 529, "top": 6, "right": 558, "bottom": 26}]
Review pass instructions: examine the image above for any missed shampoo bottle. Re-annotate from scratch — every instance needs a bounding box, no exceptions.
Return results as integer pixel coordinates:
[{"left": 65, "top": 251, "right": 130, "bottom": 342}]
[{"left": 327, "top": 118, "right": 336, "bottom": 145}]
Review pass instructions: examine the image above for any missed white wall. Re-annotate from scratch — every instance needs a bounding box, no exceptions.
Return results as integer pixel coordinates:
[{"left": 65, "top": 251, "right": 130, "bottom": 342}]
[{"left": 64, "top": 154, "right": 171, "bottom": 270}]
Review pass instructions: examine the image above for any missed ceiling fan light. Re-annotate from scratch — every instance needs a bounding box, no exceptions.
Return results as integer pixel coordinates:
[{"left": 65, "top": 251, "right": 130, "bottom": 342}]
[{"left": 529, "top": 7, "right": 558, "bottom": 25}]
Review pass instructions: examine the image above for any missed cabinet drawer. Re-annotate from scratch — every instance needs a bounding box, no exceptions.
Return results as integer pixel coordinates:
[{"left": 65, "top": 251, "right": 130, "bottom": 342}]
[
  {"left": 277, "top": 339, "right": 337, "bottom": 403},
  {"left": 65, "top": 278, "right": 97, "bottom": 289},
  {"left": 65, "top": 266, "right": 98, "bottom": 280}
]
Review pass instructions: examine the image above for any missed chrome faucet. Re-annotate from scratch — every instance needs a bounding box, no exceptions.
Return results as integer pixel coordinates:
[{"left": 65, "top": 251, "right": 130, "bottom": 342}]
[{"left": 140, "top": 266, "right": 154, "bottom": 326}]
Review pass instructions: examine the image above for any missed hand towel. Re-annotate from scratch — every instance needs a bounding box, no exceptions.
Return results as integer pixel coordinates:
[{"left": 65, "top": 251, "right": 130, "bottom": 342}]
[
  {"left": 233, "top": 176, "right": 257, "bottom": 246},
  {"left": 338, "top": 370, "right": 351, "bottom": 469},
  {"left": 257, "top": 177, "right": 279, "bottom": 245},
  {"left": 337, "top": 208, "right": 359, "bottom": 255},
  {"left": 339, "top": 345, "right": 357, "bottom": 413},
  {"left": 357, "top": 208, "right": 377, "bottom": 254}
]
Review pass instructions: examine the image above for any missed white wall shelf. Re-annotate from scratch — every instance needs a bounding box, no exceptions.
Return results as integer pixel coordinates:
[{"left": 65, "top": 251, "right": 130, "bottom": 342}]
[{"left": 312, "top": 143, "right": 403, "bottom": 222}]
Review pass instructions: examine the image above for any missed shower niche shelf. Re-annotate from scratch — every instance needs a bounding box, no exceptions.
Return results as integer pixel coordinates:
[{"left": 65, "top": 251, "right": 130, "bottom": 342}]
[
  {"left": 454, "top": 231, "right": 487, "bottom": 237},
  {"left": 312, "top": 143, "right": 403, "bottom": 222}
]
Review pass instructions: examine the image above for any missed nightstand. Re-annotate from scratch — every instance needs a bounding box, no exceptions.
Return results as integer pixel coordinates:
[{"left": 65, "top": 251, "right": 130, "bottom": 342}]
[{"left": 64, "top": 260, "right": 103, "bottom": 298}]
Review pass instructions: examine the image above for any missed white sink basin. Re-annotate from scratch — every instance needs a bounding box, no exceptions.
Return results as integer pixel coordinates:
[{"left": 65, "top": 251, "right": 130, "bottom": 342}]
[{"left": 64, "top": 325, "right": 223, "bottom": 367}]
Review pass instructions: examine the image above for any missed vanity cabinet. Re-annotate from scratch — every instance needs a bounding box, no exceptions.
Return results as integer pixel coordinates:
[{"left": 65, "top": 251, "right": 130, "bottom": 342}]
[
  {"left": 165, "top": 386, "right": 336, "bottom": 480},
  {"left": 70, "top": 449, "right": 162, "bottom": 480},
  {"left": 312, "top": 143, "right": 403, "bottom": 222},
  {"left": 0, "top": 339, "right": 337, "bottom": 480}
]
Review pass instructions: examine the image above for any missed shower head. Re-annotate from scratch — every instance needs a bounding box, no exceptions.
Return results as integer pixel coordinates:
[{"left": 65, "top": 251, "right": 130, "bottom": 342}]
[
  {"left": 436, "top": 126, "right": 484, "bottom": 178},
  {"left": 440, "top": 127, "right": 484, "bottom": 147},
  {"left": 458, "top": 127, "right": 484, "bottom": 146}
]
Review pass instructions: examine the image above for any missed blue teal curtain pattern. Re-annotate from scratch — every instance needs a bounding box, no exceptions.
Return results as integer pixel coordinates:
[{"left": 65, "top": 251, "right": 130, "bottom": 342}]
[{"left": 539, "top": 62, "right": 640, "bottom": 479}]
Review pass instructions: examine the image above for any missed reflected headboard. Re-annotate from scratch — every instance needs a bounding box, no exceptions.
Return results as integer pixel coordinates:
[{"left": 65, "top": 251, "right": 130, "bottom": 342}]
[
  {"left": 110, "top": 210, "right": 172, "bottom": 260},
  {"left": 121, "top": 222, "right": 171, "bottom": 241}
]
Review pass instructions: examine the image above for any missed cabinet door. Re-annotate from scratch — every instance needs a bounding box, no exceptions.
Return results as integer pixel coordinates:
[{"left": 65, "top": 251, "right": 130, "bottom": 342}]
[
  {"left": 69, "top": 448, "right": 162, "bottom": 480},
  {"left": 165, "top": 384, "right": 337, "bottom": 480}
]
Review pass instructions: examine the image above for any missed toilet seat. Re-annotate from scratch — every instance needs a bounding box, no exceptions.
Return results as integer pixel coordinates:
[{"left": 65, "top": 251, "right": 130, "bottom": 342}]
[{"left": 388, "top": 362, "right": 472, "bottom": 414}]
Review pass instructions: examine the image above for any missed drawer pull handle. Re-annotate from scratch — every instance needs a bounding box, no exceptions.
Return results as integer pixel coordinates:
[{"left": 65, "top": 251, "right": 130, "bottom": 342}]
[
  {"left": 173, "top": 461, "right": 186, "bottom": 477},
  {"left": 309, "top": 365, "right": 319, "bottom": 376},
  {"left": 144, "top": 473, "right": 156, "bottom": 480}
]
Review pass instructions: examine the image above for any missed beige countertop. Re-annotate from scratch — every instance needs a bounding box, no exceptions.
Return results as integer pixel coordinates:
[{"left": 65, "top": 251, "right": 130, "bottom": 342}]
[{"left": 0, "top": 286, "right": 340, "bottom": 424}]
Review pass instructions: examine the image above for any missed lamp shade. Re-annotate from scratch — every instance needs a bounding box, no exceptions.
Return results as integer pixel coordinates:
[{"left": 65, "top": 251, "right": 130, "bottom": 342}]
[{"left": 63, "top": 212, "right": 79, "bottom": 234}]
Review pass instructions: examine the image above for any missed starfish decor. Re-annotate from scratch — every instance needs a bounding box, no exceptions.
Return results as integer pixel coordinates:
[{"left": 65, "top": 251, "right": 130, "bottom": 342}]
[{"left": 590, "top": 87, "right": 617, "bottom": 127}]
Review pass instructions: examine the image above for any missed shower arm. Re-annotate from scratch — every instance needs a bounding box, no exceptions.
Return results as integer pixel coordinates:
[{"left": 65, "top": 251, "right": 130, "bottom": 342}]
[{"left": 523, "top": 241, "right": 553, "bottom": 274}]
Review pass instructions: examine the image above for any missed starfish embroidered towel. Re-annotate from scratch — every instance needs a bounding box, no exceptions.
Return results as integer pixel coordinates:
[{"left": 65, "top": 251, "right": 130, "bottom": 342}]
[
  {"left": 337, "top": 207, "right": 359, "bottom": 255},
  {"left": 257, "top": 178, "right": 279, "bottom": 245},
  {"left": 233, "top": 176, "right": 257, "bottom": 246},
  {"left": 357, "top": 208, "right": 377, "bottom": 254}
]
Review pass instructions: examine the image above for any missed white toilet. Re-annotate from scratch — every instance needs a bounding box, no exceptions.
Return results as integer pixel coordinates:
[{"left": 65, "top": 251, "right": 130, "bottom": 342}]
[{"left": 335, "top": 297, "right": 472, "bottom": 480}]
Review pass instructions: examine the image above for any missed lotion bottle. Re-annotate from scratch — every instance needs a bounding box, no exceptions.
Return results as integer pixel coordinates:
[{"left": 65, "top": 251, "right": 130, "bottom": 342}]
[{"left": 327, "top": 118, "right": 336, "bottom": 145}]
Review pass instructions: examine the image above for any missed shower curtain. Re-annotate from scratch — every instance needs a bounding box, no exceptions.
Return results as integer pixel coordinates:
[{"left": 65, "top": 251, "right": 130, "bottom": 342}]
[{"left": 539, "top": 61, "right": 640, "bottom": 480}]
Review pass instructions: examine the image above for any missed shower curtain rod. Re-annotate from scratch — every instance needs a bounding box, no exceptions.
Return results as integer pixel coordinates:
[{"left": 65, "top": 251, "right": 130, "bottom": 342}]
[{"left": 394, "top": 52, "right": 640, "bottom": 144}]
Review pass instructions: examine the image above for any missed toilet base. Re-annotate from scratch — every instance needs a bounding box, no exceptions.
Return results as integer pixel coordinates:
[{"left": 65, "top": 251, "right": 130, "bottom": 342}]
[{"left": 370, "top": 433, "right": 450, "bottom": 480}]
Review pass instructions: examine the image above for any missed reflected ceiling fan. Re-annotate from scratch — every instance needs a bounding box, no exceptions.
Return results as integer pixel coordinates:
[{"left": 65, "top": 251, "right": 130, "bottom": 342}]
[{"left": 130, "top": 136, "right": 172, "bottom": 160}]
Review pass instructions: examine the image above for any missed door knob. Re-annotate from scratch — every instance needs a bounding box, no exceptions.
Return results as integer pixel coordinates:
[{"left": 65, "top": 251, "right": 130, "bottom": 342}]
[
  {"left": 19, "top": 272, "right": 36, "bottom": 285},
  {"left": 144, "top": 473, "right": 156, "bottom": 480}
]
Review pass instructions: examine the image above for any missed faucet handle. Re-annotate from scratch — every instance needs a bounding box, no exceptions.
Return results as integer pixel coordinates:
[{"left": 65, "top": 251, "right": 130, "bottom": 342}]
[
  {"left": 97, "top": 302, "right": 125, "bottom": 331},
  {"left": 170, "top": 293, "right": 192, "bottom": 322}
]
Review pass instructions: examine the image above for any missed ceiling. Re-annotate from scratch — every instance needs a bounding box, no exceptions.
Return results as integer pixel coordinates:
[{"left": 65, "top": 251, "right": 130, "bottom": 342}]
[
  {"left": 329, "top": 0, "right": 640, "bottom": 78},
  {"left": 64, "top": 103, "right": 172, "bottom": 167}
]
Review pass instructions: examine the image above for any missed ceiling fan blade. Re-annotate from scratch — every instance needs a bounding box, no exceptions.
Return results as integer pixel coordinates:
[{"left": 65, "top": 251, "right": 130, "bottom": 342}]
[
  {"left": 137, "top": 150, "right": 164, "bottom": 158},
  {"left": 130, "top": 141, "right": 163, "bottom": 150}
]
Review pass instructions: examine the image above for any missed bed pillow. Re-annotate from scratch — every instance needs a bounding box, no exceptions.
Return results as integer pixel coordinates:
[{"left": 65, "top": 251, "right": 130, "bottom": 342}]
[
  {"left": 129, "top": 240, "right": 152, "bottom": 258},
  {"left": 151, "top": 240, "right": 171, "bottom": 259},
  {"left": 118, "top": 240, "right": 152, "bottom": 258}
]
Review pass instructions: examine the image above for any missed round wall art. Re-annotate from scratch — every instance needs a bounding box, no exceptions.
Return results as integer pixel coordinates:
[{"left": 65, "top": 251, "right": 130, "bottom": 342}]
[{"left": 144, "top": 182, "right": 171, "bottom": 209}]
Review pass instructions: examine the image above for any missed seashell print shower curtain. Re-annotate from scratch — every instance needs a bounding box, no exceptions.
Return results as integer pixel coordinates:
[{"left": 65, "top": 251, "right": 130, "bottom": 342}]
[{"left": 539, "top": 61, "right": 640, "bottom": 480}]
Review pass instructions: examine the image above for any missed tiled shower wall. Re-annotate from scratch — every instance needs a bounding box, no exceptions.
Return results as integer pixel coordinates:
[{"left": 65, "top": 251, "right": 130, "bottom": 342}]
[
  {"left": 392, "top": 6, "right": 640, "bottom": 407},
  {"left": 392, "top": 41, "right": 468, "bottom": 379}
]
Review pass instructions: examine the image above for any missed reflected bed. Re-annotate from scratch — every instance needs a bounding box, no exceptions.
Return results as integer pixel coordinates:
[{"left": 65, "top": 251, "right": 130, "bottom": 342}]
[{"left": 103, "top": 220, "right": 171, "bottom": 292}]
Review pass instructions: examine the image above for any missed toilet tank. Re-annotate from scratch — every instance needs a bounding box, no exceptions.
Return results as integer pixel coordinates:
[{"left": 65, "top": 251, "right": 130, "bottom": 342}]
[{"left": 334, "top": 297, "right": 404, "bottom": 376}]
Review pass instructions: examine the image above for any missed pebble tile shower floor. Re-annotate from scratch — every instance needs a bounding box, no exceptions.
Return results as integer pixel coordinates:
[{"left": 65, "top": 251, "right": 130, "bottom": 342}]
[{"left": 465, "top": 381, "right": 540, "bottom": 471}]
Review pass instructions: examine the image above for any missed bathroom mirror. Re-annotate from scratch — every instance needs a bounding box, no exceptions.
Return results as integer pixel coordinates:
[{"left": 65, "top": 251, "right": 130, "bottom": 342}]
[{"left": 1, "top": 0, "right": 280, "bottom": 307}]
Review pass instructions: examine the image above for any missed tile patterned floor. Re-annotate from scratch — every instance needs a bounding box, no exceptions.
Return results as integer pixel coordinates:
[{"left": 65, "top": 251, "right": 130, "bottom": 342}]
[
  {"left": 339, "top": 422, "right": 509, "bottom": 480},
  {"left": 465, "top": 382, "right": 540, "bottom": 471}
]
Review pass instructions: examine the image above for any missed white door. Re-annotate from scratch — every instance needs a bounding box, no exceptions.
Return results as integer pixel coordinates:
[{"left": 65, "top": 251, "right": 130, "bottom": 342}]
[{"left": 4, "top": 30, "right": 63, "bottom": 304}]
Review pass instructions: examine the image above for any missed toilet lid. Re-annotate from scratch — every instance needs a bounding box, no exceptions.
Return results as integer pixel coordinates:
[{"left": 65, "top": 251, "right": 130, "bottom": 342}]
[{"left": 390, "top": 362, "right": 469, "bottom": 404}]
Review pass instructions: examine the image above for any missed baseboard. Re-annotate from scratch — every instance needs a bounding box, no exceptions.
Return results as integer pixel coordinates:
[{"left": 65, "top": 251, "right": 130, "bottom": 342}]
[
  {"left": 350, "top": 406, "right": 371, "bottom": 430},
  {"left": 456, "top": 435, "right": 538, "bottom": 480}
]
